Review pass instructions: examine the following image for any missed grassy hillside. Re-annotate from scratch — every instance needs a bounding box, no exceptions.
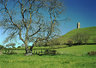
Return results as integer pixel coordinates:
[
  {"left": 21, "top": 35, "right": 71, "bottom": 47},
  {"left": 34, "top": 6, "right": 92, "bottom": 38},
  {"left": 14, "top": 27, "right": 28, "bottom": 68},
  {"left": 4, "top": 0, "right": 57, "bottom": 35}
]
[{"left": 57, "top": 27, "right": 96, "bottom": 44}]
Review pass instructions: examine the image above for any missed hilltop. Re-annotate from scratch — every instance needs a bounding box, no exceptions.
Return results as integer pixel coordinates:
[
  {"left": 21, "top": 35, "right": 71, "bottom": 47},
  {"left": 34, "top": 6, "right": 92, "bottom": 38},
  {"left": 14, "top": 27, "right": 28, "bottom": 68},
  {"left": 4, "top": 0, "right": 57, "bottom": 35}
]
[{"left": 57, "top": 27, "right": 96, "bottom": 44}]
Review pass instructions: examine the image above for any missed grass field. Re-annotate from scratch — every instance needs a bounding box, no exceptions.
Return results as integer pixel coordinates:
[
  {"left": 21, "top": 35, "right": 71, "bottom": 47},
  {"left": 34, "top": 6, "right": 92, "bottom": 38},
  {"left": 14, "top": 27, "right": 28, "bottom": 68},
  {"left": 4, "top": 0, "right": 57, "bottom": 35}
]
[
  {"left": 57, "top": 45, "right": 96, "bottom": 56},
  {"left": 0, "top": 45, "right": 96, "bottom": 68}
]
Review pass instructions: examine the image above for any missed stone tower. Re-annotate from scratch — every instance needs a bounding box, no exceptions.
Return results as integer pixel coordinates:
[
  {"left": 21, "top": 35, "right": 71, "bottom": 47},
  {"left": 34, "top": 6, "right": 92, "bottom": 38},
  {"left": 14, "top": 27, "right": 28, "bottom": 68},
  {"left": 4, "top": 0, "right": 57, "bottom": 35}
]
[{"left": 77, "top": 22, "right": 80, "bottom": 29}]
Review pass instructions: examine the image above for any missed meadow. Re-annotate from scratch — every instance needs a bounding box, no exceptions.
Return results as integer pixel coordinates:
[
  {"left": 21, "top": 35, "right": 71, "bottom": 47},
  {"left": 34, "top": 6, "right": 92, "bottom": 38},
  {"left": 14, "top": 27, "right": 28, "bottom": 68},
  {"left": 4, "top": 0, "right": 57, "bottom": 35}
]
[{"left": 0, "top": 45, "right": 96, "bottom": 68}]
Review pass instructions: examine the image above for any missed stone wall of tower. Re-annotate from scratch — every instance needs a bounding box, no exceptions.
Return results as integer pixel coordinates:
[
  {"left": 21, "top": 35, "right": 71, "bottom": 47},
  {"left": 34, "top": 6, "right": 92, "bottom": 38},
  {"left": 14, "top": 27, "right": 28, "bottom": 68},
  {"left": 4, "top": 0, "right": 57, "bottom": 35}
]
[{"left": 77, "top": 22, "right": 80, "bottom": 29}]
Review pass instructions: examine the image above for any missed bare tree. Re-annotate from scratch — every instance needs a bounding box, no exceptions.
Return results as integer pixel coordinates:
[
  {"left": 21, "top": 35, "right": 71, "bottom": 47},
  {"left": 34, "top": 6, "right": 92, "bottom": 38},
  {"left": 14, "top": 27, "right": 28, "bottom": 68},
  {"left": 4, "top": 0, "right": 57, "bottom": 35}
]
[{"left": 0, "top": 0, "right": 64, "bottom": 55}]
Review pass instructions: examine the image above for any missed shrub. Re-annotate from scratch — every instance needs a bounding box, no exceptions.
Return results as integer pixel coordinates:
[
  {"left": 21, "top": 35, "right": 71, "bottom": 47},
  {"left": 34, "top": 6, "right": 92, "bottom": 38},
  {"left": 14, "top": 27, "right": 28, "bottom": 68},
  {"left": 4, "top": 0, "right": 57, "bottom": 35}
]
[
  {"left": 17, "top": 46, "right": 21, "bottom": 48},
  {"left": 0, "top": 45, "right": 5, "bottom": 50},
  {"left": 44, "top": 49, "right": 56, "bottom": 55},
  {"left": 3, "top": 49, "right": 17, "bottom": 55},
  {"left": 88, "top": 51, "right": 96, "bottom": 56},
  {"left": 67, "top": 39, "right": 73, "bottom": 47}
]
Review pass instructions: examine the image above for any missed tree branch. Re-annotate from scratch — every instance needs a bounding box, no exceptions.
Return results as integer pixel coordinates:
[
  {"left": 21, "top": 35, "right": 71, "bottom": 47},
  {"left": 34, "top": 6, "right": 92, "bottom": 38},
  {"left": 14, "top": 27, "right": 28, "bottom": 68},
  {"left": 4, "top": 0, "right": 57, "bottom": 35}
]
[
  {"left": 19, "top": 29, "right": 25, "bottom": 43},
  {"left": 18, "top": 0, "right": 27, "bottom": 28},
  {"left": 4, "top": 4, "right": 20, "bottom": 29},
  {"left": 4, "top": 2, "right": 25, "bottom": 43},
  {"left": 29, "top": 27, "right": 41, "bottom": 37}
]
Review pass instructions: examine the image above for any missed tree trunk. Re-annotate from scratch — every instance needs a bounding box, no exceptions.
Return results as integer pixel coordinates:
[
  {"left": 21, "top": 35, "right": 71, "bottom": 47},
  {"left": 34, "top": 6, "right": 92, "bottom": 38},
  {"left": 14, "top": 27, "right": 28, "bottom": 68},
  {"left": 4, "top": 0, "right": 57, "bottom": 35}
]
[
  {"left": 25, "top": 41, "right": 29, "bottom": 54},
  {"left": 24, "top": 42, "right": 34, "bottom": 56},
  {"left": 25, "top": 45, "right": 33, "bottom": 56},
  {"left": 30, "top": 44, "right": 34, "bottom": 53},
  {"left": 25, "top": 47, "right": 28, "bottom": 54}
]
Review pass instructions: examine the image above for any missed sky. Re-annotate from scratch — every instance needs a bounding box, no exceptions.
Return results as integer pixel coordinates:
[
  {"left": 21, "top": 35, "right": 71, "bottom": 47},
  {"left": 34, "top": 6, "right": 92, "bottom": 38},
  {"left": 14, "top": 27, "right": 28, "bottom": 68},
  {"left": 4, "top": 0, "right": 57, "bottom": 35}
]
[
  {"left": 0, "top": 0, "right": 96, "bottom": 45},
  {"left": 59, "top": 0, "right": 96, "bottom": 35}
]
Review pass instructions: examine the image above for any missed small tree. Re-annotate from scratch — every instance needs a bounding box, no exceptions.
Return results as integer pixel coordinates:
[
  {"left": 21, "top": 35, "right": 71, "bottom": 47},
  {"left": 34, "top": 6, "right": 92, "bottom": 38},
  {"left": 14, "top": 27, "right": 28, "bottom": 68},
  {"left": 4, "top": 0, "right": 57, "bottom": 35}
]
[{"left": 72, "top": 32, "right": 90, "bottom": 45}]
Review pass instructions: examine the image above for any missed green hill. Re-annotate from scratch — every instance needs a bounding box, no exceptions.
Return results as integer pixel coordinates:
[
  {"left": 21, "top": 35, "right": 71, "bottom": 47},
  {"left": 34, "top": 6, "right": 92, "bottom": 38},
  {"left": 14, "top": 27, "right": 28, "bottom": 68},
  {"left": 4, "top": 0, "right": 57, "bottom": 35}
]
[{"left": 57, "top": 27, "right": 96, "bottom": 44}]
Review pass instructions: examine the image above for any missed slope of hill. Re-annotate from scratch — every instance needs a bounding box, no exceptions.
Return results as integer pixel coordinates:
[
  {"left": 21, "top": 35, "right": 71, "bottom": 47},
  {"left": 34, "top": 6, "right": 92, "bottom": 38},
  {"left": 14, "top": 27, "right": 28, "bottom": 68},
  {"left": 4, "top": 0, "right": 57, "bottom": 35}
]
[{"left": 57, "top": 27, "right": 96, "bottom": 44}]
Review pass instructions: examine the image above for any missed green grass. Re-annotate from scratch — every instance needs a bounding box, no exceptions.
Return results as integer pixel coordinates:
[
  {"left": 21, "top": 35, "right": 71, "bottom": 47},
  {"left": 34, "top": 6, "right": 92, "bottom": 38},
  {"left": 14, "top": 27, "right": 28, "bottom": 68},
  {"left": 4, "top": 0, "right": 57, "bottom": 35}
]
[
  {"left": 0, "top": 45, "right": 96, "bottom": 68},
  {"left": 57, "top": 27, "right": 96, "bottom": 44},
  {"left": 57, "top": 45, "right": 96, "bottom": 56},
  {"left": 0, "top": 54, "right": 96, "bottom": 68}
]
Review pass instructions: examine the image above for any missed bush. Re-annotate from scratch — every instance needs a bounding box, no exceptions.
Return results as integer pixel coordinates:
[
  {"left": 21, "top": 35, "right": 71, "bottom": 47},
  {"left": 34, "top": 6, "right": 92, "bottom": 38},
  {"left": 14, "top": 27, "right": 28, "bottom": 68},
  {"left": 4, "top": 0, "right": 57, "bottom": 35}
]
[
  {"left": 0, "top": 45, "right": 5, "bottom": 50},
  {"left": 88, "top": 51, "right": 96, "bottom": 56},
  {"left": 44, "top": 49, "right": 56, "bottom": 55},
  {"left": 3, "top": 49, "right": 17, "bottom": 54},
  {"left": 67, "top": 39, "right": 73, "bottom": 47},
  {"left": 17, "top": 46, "right": 21, "bottom": 48}
]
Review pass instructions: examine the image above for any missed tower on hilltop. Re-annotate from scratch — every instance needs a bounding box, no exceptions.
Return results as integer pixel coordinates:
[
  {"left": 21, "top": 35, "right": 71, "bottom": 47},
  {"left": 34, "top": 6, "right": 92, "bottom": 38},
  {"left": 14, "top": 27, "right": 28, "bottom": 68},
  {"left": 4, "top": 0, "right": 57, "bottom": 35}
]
[{"left": 77, "top": 22, "right": 80, "bottom": 29}]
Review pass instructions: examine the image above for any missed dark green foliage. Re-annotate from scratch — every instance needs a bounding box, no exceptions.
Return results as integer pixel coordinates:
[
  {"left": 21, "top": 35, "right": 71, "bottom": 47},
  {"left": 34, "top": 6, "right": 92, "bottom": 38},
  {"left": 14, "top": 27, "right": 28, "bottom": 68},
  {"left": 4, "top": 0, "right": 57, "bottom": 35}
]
[
  {"left": 36, "top": 50, "right": 37, "bottom": 54},
  {"left": 44, "top": 49, "right": 56, "bottom": 55},
  {"left": 67, "top": 39, "right": 73, "bottom": 47},
  {"left": 88, "top": 51, "right": 96, "bottom": 56},
  {"left": 38, "top": 49, "right": 44, "bottom": 56},
  {"left": 17, "top": 46, "right": 21, "bottom": 48},
  {"left": 41, "top": 49, "right": 43, "bottom": 53},
  {"left": 0, "top": 45, "right": 5, "bottom": 50}
]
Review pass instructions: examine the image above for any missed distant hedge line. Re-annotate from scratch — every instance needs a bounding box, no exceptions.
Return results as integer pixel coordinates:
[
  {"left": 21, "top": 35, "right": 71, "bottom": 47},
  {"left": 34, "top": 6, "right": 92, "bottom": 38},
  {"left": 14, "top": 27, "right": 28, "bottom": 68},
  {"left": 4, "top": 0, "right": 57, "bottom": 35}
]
[{"left": 5, "top": 45, "right": 68, "bottom": 50}]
